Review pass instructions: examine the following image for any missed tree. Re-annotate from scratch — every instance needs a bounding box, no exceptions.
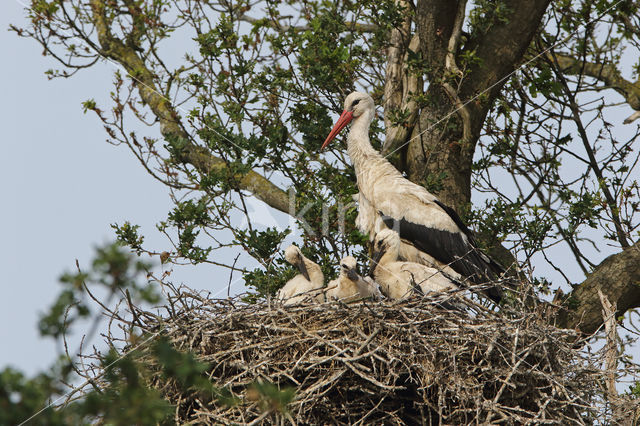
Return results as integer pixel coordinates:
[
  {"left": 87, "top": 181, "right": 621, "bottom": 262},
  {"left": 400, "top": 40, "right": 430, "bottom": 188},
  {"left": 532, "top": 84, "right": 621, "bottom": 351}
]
[{"left": 12, "top": 0, "right": 640, "bottom": 337}]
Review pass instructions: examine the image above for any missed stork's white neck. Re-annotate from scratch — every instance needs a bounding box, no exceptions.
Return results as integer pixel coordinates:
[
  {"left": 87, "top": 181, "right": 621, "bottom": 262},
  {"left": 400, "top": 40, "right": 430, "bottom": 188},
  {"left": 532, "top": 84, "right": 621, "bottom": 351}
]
[
  {"left": 346, "top": 109, "right": 378, "bottom": 164},
  {"left": 346, "top": 109, "right": 403, "bottom": 196}
]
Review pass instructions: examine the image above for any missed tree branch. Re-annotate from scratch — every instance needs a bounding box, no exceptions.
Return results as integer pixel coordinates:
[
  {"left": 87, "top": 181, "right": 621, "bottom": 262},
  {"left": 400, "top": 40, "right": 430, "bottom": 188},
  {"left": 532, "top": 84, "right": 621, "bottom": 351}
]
[
  {"left": 554, "top": 242, "right": 640, "bottom": 335},
  {"left": 444, "top": 0, "right": 466, "bottom": 77},
  {"left": 409, "top": 0, "right": 552, "bottom": 209},
  {"left": 548, "top": 51, "right": 640, "bottom": 123},
  {"left": 382, "top": 0, "right": 412, "bottom": 154},
  {"left": 550, "top": 52, "right": 631, "bottom": 248},
  {"left": 383, "top": 31, "right": 421, "bottom": 155},
  {"left": 89, "top": 0, "right": 290, "bottom": 214},
  {"left": 462, "top": 0, "right": 552, "bottom": 102},
  {"left": 598, "top": 290, "right": 619, "bottom": 414}
]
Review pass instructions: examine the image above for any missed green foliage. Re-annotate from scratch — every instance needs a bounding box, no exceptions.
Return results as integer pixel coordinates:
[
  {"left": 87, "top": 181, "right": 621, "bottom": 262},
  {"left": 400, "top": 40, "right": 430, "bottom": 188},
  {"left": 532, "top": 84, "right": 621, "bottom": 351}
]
[
  {"left": 72, "top": 348, "right": 173, "bottom": 425},
  {"left": 24, "top": 0, "right": 407, "bottom": 302},
  {"left": 11, "top": 0, "right": 640, "bottom": 422},
  {"left": 81, "top": 98, "right": 97, "bottom": 114},
  {"left": 29, "top": 0, "right": 59, "bottom": 21},
  {"left": 234, "top": 227, "right": 291, "bottom": 261},
  {"left": 92, "top": 243, "right": 159, "bottom": 302},
  {"left": 247, "top": 381, "right": 296, "bottom": 414},
  {"left": 39, "top": 242, "right": 160, "bottom": 338},
  {"left": 528, "top": 64, "right": 563, "bottom": 98},
  {"left": 112, "top": 221, "right": 144, "bottom": 253},
  {"left": 3, "top": 236, "right": 246, "bottom": 425},
  {"left": 422, "top": 171, "right": 448, "bottom": 194},
  {"left": 289, "top": 101, "right": 333, "bottom": 150},
  {"left": 243, "top": 259, "right": 297, "bottom": 298},
  {"left": 469, "top": 0, "right": 512, "bottom": 35},
  {"left": 17, "top": 0, "right": 640, "bottom": 306},
  {"left": 471, "top": 198, "right": 554, "bottom": 258},
  {"left": 68, "top": 336, "right": 238, "bottom": 425},
  {"left": 628, "top": 381, "right": 640, "bottom": 398},
  {"left": 0, "top": 367, "right": 68, "bottom": 425},
  {"left": 163, "top": 198, "right": 214, "bottom": 263},
  {"left": 387, "top": 106, "right": 413, "bottom": 129},
  {"left": 2, "top": 242, "right": 165, "bottom": 424},
  {"left": 566, "top": 190, "right": 602, "bottom": 232},
  {"left": 163, "top": 133, "right": 189, "bottom": 159},
  {"left": 152, "top": 337, "right": 238, "bottom": 406},
  {"left": 38, "top": 288, "right": 90, "bottom": 338}
]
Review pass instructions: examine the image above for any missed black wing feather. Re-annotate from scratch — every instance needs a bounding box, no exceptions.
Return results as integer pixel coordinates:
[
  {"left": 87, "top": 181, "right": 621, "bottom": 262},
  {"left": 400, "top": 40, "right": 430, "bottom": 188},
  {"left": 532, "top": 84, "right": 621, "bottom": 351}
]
[
  {"left": 432, "top": 200, "right": 506, "bottom": 277},
  {"left": 381, "top": 214, "right": 503, "bottom": 302},
  {"left": 432, "top": 200, "right": 474, "bottom": 240}
]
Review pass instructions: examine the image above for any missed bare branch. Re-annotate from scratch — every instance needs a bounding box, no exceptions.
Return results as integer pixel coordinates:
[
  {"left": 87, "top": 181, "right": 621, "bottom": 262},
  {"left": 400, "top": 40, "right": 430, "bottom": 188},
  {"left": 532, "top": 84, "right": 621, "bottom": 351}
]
[
  {"left": 624, "top": 110, "right": 640, "bottom": 124},
  {"left": 550, "top": 51, "right": 630, "bottom": 248},
  {"left": 555, "top": 242, "right": 640, "bottom": 335},
  {"left": 598, "top": 290, "right": 618, "bottom": 405},
  {"left": 548, "top": 51, "right": 640, "bottom": 121},
  {"left": 89, "top": 0, "right": 290, "bottom": 214},
  {"left": 382, "top": 0, "right": 413, "bottom": 154},
  {"left": 444, "top": 0, "right": 466, "bottom": 77}
]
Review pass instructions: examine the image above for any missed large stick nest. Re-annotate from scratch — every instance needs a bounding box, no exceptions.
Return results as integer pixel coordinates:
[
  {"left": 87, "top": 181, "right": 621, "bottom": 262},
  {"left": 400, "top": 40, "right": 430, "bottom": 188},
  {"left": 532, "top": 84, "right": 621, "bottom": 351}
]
[{"left": 124, "top": 288, "right": 624, "bottom": 425}]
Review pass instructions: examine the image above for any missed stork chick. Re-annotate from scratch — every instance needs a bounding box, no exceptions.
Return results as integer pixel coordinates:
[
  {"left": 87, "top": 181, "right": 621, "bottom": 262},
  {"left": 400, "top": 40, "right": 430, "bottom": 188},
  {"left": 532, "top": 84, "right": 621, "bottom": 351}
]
[
  {"left": 277, "top": 245, "right": 324, "bottom": 306},
  {"left": 370, "top": 229, "right": 458, "bottom": 300},
  {"left": 325, "top": 256, "right": 383, "bottom": 303}
]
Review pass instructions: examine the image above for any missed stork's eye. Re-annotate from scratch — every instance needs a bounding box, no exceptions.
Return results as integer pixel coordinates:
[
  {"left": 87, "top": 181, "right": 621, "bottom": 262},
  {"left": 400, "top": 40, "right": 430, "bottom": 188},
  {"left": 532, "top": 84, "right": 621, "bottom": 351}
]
[{"left": 351, "top": 99, "right": 360, "bottom": 109}]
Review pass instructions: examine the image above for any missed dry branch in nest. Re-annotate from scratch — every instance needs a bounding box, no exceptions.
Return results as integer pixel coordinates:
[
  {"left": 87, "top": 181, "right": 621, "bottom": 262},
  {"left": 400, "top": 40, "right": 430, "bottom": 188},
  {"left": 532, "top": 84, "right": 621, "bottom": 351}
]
[{"left": 87, "top": 285, "right": 640, "bottom": 426}]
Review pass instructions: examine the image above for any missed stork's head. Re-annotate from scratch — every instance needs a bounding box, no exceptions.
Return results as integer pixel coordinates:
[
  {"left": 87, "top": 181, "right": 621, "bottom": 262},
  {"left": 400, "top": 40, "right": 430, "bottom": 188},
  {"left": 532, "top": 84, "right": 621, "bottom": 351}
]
[
  {"left": 369, "top": 229, "right": 401, "bottom": 275},
  {"left": 284, "top": 244, "right": 302, "bottom": 265},
  {"left": 339, "top": 255, "right": 359, "bottom": 282},
  {"left": 340, "top": 256, "right": 357, "bottom": 270},
  {"left": 321, "top": 91, "right": 375, "bottom": 150},
  {"left": 342, "top": 91, "right": 374, "bottom": 119},
  {"left": 374, "top": 229, "right": 401, "bottom": 254},
  {"left": 284, "top": 244, "right": 310, "bottom": 280}
]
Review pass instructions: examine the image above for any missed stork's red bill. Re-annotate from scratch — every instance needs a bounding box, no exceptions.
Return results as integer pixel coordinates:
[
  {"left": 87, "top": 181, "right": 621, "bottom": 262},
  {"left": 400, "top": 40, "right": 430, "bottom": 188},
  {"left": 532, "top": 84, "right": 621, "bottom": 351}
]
[{"left": 321, "top": 110, "right": 353, "bottom": 150}]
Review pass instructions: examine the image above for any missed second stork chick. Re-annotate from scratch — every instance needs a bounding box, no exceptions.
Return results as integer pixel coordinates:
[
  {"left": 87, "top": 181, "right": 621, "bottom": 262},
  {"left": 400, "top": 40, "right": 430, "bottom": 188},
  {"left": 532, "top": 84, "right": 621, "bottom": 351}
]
[
  {"left": 277, "top": 245, "right": 325, "bottom": 306},
  {"left": 370, "top": 229, "right": 458, "bottom": 300},
  {"left": 325, "top": 256, "right": 383, "bottom": 303}
]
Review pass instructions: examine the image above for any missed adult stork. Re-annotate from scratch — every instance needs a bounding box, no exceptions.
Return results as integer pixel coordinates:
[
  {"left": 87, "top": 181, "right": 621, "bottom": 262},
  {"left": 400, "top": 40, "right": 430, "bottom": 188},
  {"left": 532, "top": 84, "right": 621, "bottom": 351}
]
[
  {"left": 325, "top": 256, "right": 383, "bottom": 303},
  {"left": 277, "top": 245, "right": 325, "bottom": 305},
  {"left": 370, "top": 229, "right": 459, "bottom": 300},
  {"left": 322, "top": 91, "right": 504, "bottom": 302}
]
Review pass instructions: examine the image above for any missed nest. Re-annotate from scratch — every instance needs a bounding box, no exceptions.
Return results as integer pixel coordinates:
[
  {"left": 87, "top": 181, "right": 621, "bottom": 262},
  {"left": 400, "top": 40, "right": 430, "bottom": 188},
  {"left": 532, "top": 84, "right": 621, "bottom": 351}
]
[{"left": 118, "top": 288, "right": 625, "bottom": 425}]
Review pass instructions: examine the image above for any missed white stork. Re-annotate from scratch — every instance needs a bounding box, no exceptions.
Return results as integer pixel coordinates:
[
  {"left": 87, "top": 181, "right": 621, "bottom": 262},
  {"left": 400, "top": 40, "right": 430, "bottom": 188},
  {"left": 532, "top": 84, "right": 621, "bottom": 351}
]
[
  {"left": 325, "top": 255, "right": 383, "bottom": 303},
  {"left": 277, "top": 244, "right": 325, "bottom": 305},
  {"left": 370, "top": 229, "right": 458, "bottom": 300},
  {"left": 322, "top": 91, "right": 503, "bottom": 302}
]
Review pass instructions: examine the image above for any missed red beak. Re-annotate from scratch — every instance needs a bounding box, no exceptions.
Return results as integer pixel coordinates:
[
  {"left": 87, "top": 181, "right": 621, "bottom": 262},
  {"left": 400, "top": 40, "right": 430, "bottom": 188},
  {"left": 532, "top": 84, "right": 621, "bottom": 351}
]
[{"left": 321, "top": 110, "right": 353, "bottom": 150}]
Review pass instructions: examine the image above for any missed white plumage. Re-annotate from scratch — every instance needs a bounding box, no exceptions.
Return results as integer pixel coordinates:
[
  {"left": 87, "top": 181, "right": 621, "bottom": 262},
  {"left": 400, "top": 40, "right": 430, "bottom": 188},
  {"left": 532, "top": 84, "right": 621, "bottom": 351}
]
[
  {"left": 371, "top": 229, "right": 457, "bottom": 300},
  {"left": 322, "top": 92, "right": 503, "bottom": 302},
  {"left": 325, "top": 256, "right": 383, "bottom": 303},
  {"left": 277, "top": 245, "right": 325, "bottom": 306},
  {"left": 353, "top": 192, "right": 461, "bottom": 279}
]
